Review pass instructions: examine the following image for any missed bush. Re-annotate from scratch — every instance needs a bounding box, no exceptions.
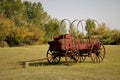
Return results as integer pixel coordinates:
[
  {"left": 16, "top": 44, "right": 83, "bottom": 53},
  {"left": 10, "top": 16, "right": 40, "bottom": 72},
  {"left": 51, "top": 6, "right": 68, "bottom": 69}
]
[
  {"left": 0, "top": 41, "right": 9, "bottom": 47},
  {"left": 100, "top": 30, "right": 120, "bottom": 45}
]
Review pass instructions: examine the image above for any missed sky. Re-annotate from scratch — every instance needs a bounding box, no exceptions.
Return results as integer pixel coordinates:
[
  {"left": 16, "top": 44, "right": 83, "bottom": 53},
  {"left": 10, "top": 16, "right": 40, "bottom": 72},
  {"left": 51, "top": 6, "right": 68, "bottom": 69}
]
[{"left": 23, "top": 0, "right": 120, "bottom": 30}]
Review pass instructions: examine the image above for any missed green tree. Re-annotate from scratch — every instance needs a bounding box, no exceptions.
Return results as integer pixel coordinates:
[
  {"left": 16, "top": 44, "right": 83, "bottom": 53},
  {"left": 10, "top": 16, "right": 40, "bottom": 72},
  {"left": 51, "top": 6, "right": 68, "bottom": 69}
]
[
  {"left": 23, "top": 1, "right": 50, "bottom": 28},
  {"left": 0, "top": 18, "right": 15, "bottom": 47},
  {"left": 44, "top": 19, "right": 60, "bottom": 41},
  {"left": 100, "top": 29, "right": 120, "bottom": 45},
  {"left": 111, "top": 30, "right": 120, "bottom": 44},
  {"left": 26, "top": 23, "right": 45, "bottom": 44},
  {"left": 0, "top": 18, "right": 15, "bottom": 41},
  {"left": 85, "top": 19, "right": 96, "bottom": 38}
]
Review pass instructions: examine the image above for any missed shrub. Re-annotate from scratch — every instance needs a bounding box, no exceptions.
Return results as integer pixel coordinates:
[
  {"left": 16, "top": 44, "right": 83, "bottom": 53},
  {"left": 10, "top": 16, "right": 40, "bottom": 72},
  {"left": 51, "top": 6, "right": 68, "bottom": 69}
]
[
  {"left": 100, "top": 30, "right": 120, "bottom": 45},
  {"left": 0, "top": 41, "right": 9, "bottom": 47}
]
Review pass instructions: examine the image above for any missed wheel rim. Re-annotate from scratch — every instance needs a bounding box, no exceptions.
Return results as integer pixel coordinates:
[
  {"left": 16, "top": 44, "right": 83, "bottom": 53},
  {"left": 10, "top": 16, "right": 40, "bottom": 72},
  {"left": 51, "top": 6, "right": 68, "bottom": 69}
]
[
  {"left": 65, "top": 49, "right": 79, "bottom": 64},
  {"left": 91, "top": 43, "right": 106, "bottom": 63},
  {"left": 46, "top": 49, "right": 61, "bottom": 64}
]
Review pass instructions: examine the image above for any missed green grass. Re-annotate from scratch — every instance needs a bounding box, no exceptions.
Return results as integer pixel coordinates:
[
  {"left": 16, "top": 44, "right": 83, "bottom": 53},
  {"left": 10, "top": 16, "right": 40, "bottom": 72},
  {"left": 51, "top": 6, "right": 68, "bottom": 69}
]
[{"left": 0, "top": 45, "right": 120, "bottom": 80}]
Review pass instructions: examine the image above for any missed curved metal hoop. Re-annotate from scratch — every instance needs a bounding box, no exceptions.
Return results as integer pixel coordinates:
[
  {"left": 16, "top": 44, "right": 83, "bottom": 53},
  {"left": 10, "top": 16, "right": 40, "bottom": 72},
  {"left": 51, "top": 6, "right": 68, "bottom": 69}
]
[
  {"left": 92, "top": 19, "right": 99, "bottom": 26},
  {"left": 53, "top": 19, "right": 100, "bottom": 39},
  {"left": 52, "top": 19, "right": 71, "bottom": 40},
  {"left": 60, "top": 19, "right": 71, "bottom": 34},
  {"left": 76, "top": 19, "right": 86, "bottom": 34},
  {"left": 92, "top": 19, "right": 100, "bottom": 38},
  {"left": 70, "top": 19, "right": 80, "bottom": 26},
  {"left": 69, "top": 19, "right": 80, "bottom": 38}
]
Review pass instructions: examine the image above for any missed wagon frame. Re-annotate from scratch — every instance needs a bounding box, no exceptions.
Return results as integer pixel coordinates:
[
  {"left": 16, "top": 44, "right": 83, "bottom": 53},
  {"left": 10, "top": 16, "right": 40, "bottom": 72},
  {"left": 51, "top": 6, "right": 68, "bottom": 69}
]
[{"left": 46, "top": 19, "right": 106, "bottom": 65}]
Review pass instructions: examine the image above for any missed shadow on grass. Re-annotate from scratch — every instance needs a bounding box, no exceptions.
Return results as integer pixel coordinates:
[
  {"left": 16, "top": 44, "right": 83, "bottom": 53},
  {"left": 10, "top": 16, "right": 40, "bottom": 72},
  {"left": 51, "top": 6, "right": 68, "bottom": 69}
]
[
  {"left": 80, "top": 61, "right": 93, "bottom": 63},
  {"left": 18, "top": 61, "right": 69, "bottom": 68},
  {"left": 29, "top": 61, "right": 68, "bottom": 66},
  {"left": 18, "top": 60, "right": 93, "bottom": 68}
]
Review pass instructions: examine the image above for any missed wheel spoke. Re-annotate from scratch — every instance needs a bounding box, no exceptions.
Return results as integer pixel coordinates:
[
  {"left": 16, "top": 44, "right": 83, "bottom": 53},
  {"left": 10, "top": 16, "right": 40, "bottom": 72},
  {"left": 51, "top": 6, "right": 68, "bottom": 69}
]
[
  {"left": 80, "top": 56, "right": 86, "bottom": 62},
  {"left": 46, "top": 49, "right": 61, "bottom": 64},
  {"left": 50, "top": 58, "right": 53, "bottom": 62},
  {"left": 97, "top": 56, "right": 100, "bottom": 63},
  {"left": 96, "top": 56, "right": 98, "bottom": 63},
  {"left": 52, "top": 59, "right": 55, "bottom": 63},
  {"left": 99, "top": 54, "right": 104, "bottom": 60},
  {"left": 98, "top": 56, "right": 102, "bottom": 62},
  {"left": 91, "top": 42, "right": 106, "bottom": 63},
  {"left": 94, "top": 55, "right": 97, "bottom": 63},
  {"left": 53, "top": 58, "right": 57, "bottom": 63},
  {"left": 65, "top": 49, "right": 79, "bottom": 65},
  {"left": 55, "top": 57, "right": 59, "bottom": 62}
]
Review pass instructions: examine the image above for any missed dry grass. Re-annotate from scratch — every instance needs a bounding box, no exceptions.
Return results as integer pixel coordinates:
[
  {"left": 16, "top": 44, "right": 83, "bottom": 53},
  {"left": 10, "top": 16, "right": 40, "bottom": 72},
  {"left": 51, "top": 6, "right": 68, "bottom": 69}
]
[{"left": 0, "top": 45, "right": 120, "bottom": 80}]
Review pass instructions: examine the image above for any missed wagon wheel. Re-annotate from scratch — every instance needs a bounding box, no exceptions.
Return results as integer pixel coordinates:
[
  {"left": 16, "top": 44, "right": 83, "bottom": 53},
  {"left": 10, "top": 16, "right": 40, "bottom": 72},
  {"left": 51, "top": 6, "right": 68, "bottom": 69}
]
[
  {"left": 80, "top": 53, "right": 87, "bottom": 62},
  {"left": 46, "top": 49, "right": 61, "bottom": 64},
  {"left": 90, "top": 43, "right": 106, "bottom": 63},
  {"left": 65, "top": 49, "right": 79, "bottom": 65}
]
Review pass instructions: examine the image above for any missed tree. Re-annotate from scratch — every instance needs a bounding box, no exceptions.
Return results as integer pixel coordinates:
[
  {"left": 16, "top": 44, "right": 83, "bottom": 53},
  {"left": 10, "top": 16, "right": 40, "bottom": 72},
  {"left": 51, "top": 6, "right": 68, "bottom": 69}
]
[
  {"left": 0, "top": 0, "right": 52, "bottom": 46},
  {"left": 85, "top": 19, "right": 96, "bottom": 38},
  {"left": 0, "top": 18, "right": 15, "bottom": 41},
  {"left": 111, "top": 30, "right": 120, "bottom": 44},
  {"left": 23, "top": 1, "right": 50, "bottom": 28},
  {"left": 0, "top": 18, "right": 15, "bottom": 47},
  {"left": 44, "top": 19, "right": 60, "bottom": 42},
  {"left": 100, "top": 29, "right": 120, "bottom": 45},
  {"left": 26, "top": 23, "right": 45, "bottom": 44}
]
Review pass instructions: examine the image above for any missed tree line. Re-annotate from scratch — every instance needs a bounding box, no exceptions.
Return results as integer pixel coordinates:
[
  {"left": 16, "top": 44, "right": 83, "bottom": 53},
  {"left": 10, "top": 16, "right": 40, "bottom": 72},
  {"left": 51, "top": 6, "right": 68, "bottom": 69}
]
[
  {"left": 0, "top": 0, "right": 61, "bottom": 47},
  {"left": 85, "top": 19, "right": 120, "bottom": 45},
  {"left": 0, "top": 0, "right": 120, "bottom": 47}
]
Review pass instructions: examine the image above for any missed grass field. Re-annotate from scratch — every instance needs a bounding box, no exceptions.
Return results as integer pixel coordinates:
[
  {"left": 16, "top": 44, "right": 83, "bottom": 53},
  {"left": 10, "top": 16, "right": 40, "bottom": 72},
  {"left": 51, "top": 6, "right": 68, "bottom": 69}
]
[{"left": 0, "top": 45, "right": 120, "bottom": 80}]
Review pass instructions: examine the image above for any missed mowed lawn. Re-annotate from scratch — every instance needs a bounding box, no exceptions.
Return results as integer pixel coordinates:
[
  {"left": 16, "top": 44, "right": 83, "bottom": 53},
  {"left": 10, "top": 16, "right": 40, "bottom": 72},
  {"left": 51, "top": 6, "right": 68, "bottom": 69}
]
[{"left": 0, "top": 45, "right": 120, "bottom": 80}]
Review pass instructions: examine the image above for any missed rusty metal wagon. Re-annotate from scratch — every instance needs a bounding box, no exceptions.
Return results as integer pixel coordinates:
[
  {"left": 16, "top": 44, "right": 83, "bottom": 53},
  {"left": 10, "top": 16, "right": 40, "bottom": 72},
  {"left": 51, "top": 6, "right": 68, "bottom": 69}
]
[{"left": 46, "top": 19, "right": 106, "bottom": 65}]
